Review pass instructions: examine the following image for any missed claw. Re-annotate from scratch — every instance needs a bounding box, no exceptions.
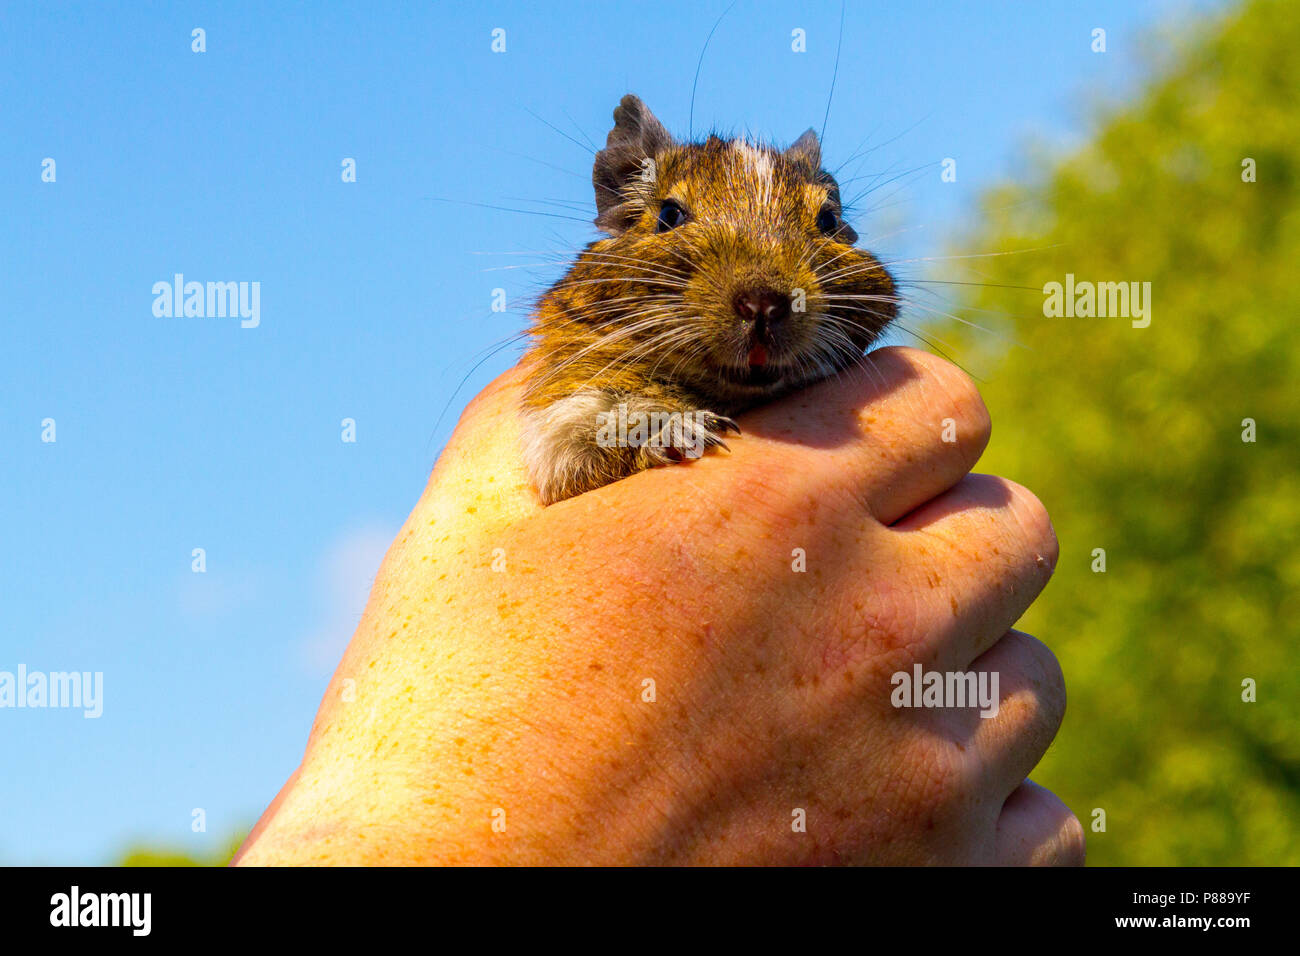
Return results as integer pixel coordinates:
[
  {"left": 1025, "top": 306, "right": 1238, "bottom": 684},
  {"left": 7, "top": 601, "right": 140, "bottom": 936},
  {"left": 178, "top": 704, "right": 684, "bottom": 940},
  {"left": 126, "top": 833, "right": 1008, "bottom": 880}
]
[{"left": 707, "top": 414, "right": 741, "bottom": 436}]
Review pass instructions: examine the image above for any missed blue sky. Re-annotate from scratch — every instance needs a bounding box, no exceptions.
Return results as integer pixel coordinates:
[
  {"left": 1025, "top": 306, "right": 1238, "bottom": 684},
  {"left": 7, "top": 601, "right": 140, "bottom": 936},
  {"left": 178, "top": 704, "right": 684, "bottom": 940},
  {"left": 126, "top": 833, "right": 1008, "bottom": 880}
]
[{"left": 0, "top": 0, "right": 1223, "bottom": 864}]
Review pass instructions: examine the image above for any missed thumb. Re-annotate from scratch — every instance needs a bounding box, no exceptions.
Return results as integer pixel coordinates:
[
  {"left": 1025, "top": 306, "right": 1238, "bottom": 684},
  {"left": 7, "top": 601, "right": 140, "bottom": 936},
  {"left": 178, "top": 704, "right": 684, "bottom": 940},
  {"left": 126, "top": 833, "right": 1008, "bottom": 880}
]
[{"left": 418, "top": 363, "right": 543, "bottom": 531}]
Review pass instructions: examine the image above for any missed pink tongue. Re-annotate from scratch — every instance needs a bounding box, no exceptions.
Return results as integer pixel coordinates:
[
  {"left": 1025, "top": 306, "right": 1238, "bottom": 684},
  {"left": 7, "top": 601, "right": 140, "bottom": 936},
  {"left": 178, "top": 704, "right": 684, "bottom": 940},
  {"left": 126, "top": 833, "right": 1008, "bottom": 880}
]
[{"left": 748, "top": 343, "right": 769, "bottom": 367}]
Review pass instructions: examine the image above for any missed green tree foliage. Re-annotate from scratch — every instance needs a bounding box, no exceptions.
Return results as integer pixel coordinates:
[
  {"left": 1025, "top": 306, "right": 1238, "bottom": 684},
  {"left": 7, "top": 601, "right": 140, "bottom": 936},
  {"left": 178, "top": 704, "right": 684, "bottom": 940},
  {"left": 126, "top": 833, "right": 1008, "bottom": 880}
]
[
  {"left": 116, "top": 831, "right": 245, "bottom": 867},
  {"left": 943, "top": 0, "right": 1299, "bottom": 864}
]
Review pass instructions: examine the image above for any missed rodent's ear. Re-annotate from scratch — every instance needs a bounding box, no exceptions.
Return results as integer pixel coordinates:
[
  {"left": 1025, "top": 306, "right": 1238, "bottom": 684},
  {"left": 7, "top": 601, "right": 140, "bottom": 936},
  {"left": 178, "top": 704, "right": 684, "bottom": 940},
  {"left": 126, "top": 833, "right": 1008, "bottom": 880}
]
[
  {"left": 785, "top": 128, "right": 822, "bottom": 173},
  {"left": 593, "top": 94, "right": 675, "bottom": 234}
]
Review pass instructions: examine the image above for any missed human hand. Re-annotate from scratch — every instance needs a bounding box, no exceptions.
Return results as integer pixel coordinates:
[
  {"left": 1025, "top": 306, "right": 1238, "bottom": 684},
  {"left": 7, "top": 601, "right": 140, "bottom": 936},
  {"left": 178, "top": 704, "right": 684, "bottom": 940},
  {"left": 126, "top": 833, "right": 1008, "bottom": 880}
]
[{"left": 234, "top": 346, "right": 1083, "bottom": 866}]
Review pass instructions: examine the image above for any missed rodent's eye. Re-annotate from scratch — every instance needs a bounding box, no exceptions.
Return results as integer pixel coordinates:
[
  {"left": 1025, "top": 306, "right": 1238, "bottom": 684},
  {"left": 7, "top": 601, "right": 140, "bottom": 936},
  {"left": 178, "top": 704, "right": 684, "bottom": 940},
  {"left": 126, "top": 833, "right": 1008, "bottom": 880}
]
[
  {"left": 656, "top": 199, "right": 689, "bottom": 233},
  {"left": 816, "top": 207, "right": 840, "bottom": 235}
]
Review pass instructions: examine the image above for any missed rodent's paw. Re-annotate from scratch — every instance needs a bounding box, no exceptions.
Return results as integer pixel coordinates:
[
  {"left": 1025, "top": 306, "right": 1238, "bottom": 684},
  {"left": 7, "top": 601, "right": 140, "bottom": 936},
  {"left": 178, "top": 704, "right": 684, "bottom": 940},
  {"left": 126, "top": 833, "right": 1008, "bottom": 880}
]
[
  {"left": 520, "top": 392, "right": 740, "bottom": 503},
  {"left": 641, "top": 410, "right": 741, "bottom": 465}
]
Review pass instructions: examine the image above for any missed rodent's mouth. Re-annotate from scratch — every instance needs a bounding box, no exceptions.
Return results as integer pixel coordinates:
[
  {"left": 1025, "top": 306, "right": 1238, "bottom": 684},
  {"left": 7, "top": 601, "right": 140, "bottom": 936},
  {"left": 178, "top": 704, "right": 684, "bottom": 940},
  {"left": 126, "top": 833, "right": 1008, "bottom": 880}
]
[
  {"left": 748, "top": 363, "right": 788, "bottom": 386},
  {"left": 711, "top": 330, "right": 795, "bottom": 389},
  {"left": 715, "top": 360, "right": 787, "bottom": 389}
]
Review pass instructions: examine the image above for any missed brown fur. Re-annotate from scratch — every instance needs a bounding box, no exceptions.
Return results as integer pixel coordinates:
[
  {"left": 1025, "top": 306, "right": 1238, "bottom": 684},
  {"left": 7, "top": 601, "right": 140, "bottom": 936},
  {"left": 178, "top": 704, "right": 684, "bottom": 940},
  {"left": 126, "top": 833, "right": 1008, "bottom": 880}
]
[{"left": 521, "top": 95, "right": 896, "bottom": 504}]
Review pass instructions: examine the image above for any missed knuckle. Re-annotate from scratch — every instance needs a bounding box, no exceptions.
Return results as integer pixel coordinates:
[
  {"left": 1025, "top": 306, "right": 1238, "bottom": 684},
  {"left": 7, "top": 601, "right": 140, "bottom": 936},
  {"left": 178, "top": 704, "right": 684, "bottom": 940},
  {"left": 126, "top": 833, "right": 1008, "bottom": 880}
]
[
  {"left": 1030, "top": 636, "right": 1068, "bottom": 715},
  {"left": 943, "top": 380, "right": 991, "bottom": 462},
  {"left": 1056, "top": 810, "right": 1088, "bottom": 866},
  {"left": 1000, "top": 479, "right": 1059, "bottom": 571},
  {"left": 896, "top": 347, "right": 991, "bottom": 455},
  {"left": 1004, "top": 631, "right": 1068, "bottom": 740}
]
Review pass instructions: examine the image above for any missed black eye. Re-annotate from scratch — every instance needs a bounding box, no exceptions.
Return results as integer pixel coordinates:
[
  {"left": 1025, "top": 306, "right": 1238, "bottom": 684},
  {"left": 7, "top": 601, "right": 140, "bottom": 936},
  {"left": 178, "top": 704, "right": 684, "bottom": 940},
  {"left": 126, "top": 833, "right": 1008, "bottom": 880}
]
[
  {"left": 657, "top": 199, "right": 688, "bottom": 232},
  {"left": 816, "top": 207, "right": 840, "bottom": 235}
]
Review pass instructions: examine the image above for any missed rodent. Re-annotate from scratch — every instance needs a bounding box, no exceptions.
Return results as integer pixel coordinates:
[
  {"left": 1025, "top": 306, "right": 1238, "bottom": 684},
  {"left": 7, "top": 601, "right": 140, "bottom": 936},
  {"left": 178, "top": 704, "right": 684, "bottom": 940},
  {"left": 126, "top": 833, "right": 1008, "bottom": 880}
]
[{"left": 521, "top": 94, "right": 897, "bottom": 504}]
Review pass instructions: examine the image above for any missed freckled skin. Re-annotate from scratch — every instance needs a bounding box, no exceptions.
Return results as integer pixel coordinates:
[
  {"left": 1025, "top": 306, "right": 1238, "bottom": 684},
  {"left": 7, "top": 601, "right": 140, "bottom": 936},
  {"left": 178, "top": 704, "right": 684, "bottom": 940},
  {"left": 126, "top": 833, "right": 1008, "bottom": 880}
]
[
  {"left": 230, "top": 100, "right": 1082, "bottom": 869},
  {"left": 522, "top": 96, "right": 897, "bottom": 503},
  {"left": 233, "top": 350, "right": 1082, "bottom": 867}
]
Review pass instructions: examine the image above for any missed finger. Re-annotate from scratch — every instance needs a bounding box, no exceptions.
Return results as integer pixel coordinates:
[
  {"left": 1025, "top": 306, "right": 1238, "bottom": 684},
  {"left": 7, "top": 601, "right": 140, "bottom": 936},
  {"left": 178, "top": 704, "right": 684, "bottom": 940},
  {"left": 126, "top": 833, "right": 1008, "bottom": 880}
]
[
  {"left": 954, "top": 630, "right": 1067, "bottom": 797},
  {"left": 736, "top": 346, "right": 991, "bottom": 525},
  {"left": 995, "top": 780, "right": 1086, "bottom": 866},
  {"left": 890, "top": 474, "right": 1058, "bottom": 669}
]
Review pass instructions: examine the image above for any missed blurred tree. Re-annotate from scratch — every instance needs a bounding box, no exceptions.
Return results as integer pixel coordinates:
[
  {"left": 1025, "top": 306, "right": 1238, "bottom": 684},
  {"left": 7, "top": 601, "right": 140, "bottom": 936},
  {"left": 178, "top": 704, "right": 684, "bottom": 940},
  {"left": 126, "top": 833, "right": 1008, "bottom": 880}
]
[
  {"left": 98, "top": 0, "right": 1298, "bottom": 871},
  {"left": 116, "top": 831, "right": 246, "bottom": 867},
  {"left": 940, "top": 0, "right": 1299, "bottom": 864}
]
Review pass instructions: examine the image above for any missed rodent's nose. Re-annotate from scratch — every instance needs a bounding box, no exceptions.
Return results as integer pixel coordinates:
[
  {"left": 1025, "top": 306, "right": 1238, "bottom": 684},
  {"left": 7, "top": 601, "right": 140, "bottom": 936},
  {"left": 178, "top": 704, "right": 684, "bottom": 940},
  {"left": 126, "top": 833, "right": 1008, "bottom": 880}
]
[{"left": 733, "top": 288, "right": 791, "bottom": 324}]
